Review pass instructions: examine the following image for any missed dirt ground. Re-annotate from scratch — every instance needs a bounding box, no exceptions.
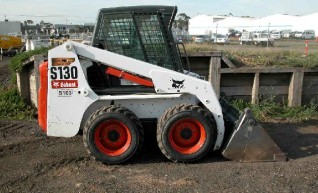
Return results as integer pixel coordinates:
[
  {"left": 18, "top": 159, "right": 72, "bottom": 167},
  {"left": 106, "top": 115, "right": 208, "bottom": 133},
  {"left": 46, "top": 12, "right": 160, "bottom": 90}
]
[{"left": 0, "top": 120, "right": 317, "bottom": 193}]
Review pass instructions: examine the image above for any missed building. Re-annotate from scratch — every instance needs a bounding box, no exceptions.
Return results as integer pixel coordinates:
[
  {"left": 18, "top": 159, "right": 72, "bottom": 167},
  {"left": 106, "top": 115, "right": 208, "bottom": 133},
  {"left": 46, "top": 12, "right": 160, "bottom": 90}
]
[
  {"left": 52, "top": 23, "right": 95, "bottom": 34},
  {"left": 21, "top": 23, "right": 41, "bottom": 35},
  {"left": 0, "top": 20, "right": 22, "bottom": 35},
  {"left": 188, "top": 15, "right": 227, "bottom": 35}
]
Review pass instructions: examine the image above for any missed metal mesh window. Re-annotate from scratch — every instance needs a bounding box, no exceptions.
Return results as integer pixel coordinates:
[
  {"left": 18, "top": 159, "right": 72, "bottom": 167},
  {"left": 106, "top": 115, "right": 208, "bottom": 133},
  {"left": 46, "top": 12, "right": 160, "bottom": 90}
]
[
  {"left": 93, "top": 6, "right": 183, "bottom": 72},
  {"left": 98, "top": 14, "right": 145, "bottom": 61},
  {"left": 134, "top": 14, "right": 174, "bottom": 69}
]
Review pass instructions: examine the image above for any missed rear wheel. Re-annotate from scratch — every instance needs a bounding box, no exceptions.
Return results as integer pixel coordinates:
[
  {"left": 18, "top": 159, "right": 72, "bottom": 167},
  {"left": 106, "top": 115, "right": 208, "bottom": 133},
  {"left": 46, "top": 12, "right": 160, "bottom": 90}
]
[
  {"left": 157, "top": 104, "right": 217, "bottom": 162},
  {"left": 83, "top": 106, "right": 143, "bottom": 164}
]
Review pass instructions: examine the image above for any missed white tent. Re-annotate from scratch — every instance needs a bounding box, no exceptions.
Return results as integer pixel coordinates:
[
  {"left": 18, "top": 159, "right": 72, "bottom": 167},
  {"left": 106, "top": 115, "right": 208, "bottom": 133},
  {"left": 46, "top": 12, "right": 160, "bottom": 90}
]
[
  {"left": 188, "top": 15, "right": 227, "bottom": 35},
  {"left": 293, "top": 13, "right": 318, "bottom": 33},
  {"left": 251, "top": 14, "right": 298, "bottom": 31},
  {"left": 208, "top": 17, "right": 256, "bottom": 35},
  {"left": 189, "top": 13, "right": 318, "bottom": 36}
]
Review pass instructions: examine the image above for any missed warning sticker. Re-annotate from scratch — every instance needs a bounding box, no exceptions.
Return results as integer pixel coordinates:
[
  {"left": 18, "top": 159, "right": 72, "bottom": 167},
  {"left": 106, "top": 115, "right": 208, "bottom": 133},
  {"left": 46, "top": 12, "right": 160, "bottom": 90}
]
[
  {"left": 52, "top": 58, "right": 75, "bottom": 66},
  {"left": 51, "top": 80, "right": 78, "bottom": 89}
]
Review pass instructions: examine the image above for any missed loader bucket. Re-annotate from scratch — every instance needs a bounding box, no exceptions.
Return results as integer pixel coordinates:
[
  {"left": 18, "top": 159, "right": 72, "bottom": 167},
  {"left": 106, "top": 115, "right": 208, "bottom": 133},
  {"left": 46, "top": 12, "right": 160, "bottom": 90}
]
[{"left": 220, "top": 98, "right": 286, "bottom": 162}]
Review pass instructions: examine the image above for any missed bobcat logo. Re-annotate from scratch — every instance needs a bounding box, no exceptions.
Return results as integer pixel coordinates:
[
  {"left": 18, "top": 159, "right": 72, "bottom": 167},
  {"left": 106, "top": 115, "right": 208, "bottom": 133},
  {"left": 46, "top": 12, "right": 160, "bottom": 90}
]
[
  {"left": 170, "top": 78, "right": 185, "bottom": 89},
  {"left": 52, "top": 82, "right": 60, "bottom": 87}
]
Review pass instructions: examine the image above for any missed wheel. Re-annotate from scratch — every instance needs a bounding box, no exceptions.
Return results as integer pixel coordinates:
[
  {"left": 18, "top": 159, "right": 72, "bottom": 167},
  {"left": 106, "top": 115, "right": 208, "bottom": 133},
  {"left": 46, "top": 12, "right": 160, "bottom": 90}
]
[
  {"left": 83, "top": 106, "right": 143, "bottom": 164},
  {"left": 157, "top": 104, "right": 217, "bottom": 162}
]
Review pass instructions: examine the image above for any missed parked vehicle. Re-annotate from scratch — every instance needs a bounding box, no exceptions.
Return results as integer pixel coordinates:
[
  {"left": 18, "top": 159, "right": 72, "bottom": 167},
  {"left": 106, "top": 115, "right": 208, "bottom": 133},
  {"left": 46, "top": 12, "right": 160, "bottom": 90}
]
[
  {"left": 270, "top": 31, "right": 281, "bottom": 39},
  {"left": 194, "top": 35, "right": 208, "bottom": 43},
  {"left": 210, "top": 33, "right": 220, "bottom": 42},
  {"left": 215, "top": 35, "right": 229, "bottom": 44},
  {"left": 294, "top": 31, "right": 304, "bottom": 38},
  {"left": 240, "top": 32, "right": 274, "bottom": 47},
  {"left": 240, "top": 31, "right": 254, "bottom": 45},
  {"left": 301, "top": 30, "right": 316, "bottom": 39},
  {"left": 0, "top": 35, "right": 23, "bottom": 50},
  {"left": 289, "top": 31, "right": 298, "bottom": 39},
  {"left": 281, "top": 30, "right": 292, "bottom": 38},
  {"left": 253, "top": 33, "right": 274, "bottom": 47}
]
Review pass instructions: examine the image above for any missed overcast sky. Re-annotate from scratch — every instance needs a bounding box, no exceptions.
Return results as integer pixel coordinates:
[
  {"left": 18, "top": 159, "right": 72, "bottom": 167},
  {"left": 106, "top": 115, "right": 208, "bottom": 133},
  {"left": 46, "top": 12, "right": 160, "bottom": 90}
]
[{"left": 0, "top": 0, "right": 316, "bottom": 24}]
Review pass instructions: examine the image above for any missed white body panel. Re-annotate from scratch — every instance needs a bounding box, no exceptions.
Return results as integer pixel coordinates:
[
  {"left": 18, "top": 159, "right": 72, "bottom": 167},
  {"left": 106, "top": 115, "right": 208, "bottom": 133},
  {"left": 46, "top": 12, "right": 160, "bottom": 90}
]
[
  {"left": 110, "top": 94, "right": 198, "bottom": 119},
  {"left": 46, "top": 41, "right": 225, "bottom": 150},
  {"left": 47, "top": 46, "right": 98, "bottom": 137}
]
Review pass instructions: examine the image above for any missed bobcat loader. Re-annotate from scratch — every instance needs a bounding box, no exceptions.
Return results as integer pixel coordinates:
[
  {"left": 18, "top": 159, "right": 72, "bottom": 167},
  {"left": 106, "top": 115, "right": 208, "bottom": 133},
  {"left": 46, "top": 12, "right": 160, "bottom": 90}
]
[{"left": 38, "top": 6, "right": 286, "bottom": 164}]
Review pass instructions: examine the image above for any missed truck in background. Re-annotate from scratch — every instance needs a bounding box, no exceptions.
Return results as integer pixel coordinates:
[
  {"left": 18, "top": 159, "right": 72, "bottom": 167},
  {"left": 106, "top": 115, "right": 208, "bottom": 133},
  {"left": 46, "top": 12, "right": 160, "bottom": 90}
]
[
  {"left": 0, "top": 35, "right": 24, "bottom": 56},
  {"left": 0, "top": 35, "right": 23, "bottom": 50},
  {"left": 253, "top": 32, "right": 274, "bottom": 47},
  {"left": 240, "top": 31, "right": 274, "bottom": 47},
  {"left": 239, "top": 31, "right": 254, "bottom": 45}
]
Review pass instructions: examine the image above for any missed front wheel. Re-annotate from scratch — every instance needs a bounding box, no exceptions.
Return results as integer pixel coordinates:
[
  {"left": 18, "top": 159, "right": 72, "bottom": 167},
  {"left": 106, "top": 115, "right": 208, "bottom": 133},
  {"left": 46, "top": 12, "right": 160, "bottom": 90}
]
[
  {"left": 83, "top": 106, "right": 143, "bottom": 164},
  {"left": 157, "top": 104, "right": 217, "bottom": 162}
]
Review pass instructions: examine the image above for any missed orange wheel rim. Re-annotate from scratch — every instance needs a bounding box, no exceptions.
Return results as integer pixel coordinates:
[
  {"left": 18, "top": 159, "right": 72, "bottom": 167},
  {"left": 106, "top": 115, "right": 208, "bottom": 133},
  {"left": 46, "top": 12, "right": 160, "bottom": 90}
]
[
  {"left": 94, "top": 119, "right": 131, "bottom": 156},
  {"left": 168, "top": 118, "right": 206, "bottom": 154}
]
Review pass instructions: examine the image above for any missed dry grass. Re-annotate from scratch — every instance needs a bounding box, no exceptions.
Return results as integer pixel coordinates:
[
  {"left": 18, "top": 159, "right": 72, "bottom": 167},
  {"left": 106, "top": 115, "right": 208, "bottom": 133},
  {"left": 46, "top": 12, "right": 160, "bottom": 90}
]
[{"left": 184, "top": 39, "right": 318, "bottom": 68}]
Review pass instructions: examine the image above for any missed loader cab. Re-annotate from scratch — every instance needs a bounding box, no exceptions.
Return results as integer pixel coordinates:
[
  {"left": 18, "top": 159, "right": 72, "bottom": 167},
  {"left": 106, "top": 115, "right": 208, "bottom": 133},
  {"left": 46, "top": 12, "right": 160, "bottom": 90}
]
[
  {"left": 86, "top": 6, "right": 185, "bottom": 94},
  {"left": 92, "top": 6, "right": 183, "bottom": 72}
]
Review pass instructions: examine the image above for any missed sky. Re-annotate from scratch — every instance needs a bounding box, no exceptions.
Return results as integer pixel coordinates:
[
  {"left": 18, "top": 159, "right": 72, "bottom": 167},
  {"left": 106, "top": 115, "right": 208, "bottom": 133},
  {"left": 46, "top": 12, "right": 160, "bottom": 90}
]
[{"left": 0, "top": 0, "right": 317, "bottom": 24}]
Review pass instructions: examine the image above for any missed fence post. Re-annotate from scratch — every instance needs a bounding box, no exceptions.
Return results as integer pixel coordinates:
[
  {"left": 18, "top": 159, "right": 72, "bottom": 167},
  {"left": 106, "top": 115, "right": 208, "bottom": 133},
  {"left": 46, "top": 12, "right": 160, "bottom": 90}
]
[
  {"left": 288, "top": 71, "right": 304, "bottom": 107},
  {"left": 209, "top": 55, "right": 221, "bottom": 98},
  {"left": 251, "top": 73, "right": 260, "bottom": 104},
  {"left": 305, "top": 40, "right": 309, "bottom": 56}
]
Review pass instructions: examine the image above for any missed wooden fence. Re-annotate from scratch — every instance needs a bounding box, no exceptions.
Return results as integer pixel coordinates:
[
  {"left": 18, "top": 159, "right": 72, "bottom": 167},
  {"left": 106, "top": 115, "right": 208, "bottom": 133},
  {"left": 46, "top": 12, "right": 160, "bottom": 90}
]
[{"left": 185, "top": 52, "right": 318, "bottom": 106}]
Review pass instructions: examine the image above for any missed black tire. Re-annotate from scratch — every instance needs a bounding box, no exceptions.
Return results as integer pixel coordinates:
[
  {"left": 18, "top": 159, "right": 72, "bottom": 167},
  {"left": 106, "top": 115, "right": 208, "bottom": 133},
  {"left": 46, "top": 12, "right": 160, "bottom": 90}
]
[
  {"left": 83, "top": 106, "right": 143, "bottom": 164},
  {"left": 157, "top": 104, "right": 217, "bottom": 162}
]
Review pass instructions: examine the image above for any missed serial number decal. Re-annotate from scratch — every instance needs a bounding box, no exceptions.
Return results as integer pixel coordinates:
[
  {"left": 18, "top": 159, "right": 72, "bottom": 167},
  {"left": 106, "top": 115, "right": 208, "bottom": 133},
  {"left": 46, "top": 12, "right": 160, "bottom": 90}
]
[
  {"left": 52, "top": 58, "right": 75, "bottom": 66},
  {"left": 50, "top": 66, "right": 78, "bottom": 80},
  {"left": 57, "top": 89, "right": 74, "bottom": 97},
  {"left": 51, "top": 80, "right": 78, "bottom": 89}
]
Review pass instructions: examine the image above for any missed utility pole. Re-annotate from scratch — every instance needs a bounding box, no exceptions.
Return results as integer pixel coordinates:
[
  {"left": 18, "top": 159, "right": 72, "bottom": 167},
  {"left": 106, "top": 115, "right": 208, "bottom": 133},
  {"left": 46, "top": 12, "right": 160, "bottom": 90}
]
[
  {"left": 267, "top": 23, "right": 270, "bottom": 49},
  {"left": 65, "top": 15, "right": 68, "bottom": 34},
  {"left": 4, "top": 14, "right": 7, "bottom": 34},
  {"left": 215, "top": 23, "right": 218, "bottom": 44}
]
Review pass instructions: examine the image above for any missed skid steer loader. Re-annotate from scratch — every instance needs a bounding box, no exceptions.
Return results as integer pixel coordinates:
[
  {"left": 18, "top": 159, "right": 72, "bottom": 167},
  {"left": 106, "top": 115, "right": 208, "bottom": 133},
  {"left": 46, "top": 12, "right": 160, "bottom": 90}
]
[{"left": 38, "top": 6, "right": 286, "bottom": 164}]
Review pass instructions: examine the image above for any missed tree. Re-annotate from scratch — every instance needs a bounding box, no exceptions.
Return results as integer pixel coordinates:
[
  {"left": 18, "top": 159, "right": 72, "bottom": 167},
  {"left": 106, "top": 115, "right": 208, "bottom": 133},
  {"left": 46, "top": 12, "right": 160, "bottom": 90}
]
[
  {"left": 173, "top": 13, "right": 191, "bottom": 31},
  {"left": 23, "top": 20, "right": 34, "bottom": 26},
  {"left": 26, "top": 20, "right": 34, "bottom": 25}
]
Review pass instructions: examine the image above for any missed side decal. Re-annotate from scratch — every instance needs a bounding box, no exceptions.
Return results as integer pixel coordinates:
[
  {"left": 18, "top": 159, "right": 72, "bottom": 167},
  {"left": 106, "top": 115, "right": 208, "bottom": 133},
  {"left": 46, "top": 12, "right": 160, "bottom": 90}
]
[
  {"left": 51, "top": 80, "right": 78, "bottom": 89},
  {"left": 52, "top": 58, "right": 75, "bottom": 66}
]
